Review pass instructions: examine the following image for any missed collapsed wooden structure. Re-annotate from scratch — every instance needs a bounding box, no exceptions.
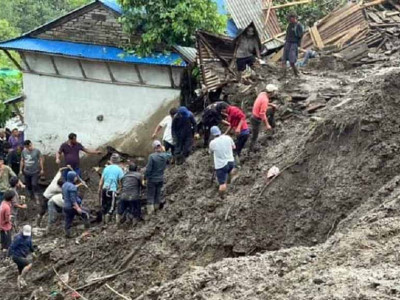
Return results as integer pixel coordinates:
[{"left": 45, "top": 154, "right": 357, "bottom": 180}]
[{"left": 196, "top": 23, "right": 261, "bottom": 91}]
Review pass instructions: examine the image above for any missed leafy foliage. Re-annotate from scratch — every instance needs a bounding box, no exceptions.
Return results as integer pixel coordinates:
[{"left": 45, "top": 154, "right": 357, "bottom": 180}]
[
  {"left": 0, "top": 0, "right": 91, "bottom": 34},
  {"left": 118, "top": 0, "right": 227, "bottom": 55},
  {"left": 0, "top": 73, "right": 22, "bottom": 126},
  {"left": 276, "top": 0, "right": 345, "bottom": 28}
]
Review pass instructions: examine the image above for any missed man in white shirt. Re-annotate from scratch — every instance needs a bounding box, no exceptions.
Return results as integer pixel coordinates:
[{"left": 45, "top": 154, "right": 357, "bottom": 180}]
[
  {"left": 209, "top": 126, "right": 237, "bottom": 198},
  {"left": 152, "top": 108, "right": 178, "bottom": 153}
]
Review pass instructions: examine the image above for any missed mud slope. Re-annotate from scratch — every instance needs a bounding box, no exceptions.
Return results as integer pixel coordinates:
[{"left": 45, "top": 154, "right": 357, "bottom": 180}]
[
  {"left": 3, "top": 67, "right": 400, "bottom": 300},
  {"left": 136, "top": 71, "right": 400, "bottom": 299}
]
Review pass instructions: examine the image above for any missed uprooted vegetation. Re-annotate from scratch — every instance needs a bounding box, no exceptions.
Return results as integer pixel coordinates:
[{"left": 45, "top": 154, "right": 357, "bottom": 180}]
[{"left": 3, "top": 59, "right": 400, "bottom": 299}]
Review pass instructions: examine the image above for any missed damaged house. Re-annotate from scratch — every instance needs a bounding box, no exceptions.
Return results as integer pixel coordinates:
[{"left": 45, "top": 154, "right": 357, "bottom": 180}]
[{"left": 0, "top": 0, "right": 186, "bottom": 157}]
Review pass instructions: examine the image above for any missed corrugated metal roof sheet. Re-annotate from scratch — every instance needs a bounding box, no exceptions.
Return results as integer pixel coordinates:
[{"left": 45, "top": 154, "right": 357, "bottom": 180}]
[
  {"left": 98, "top": 0, "right": 123, "bottom": 14},
  {"left": 224, "top": 0, "right": 282, "bottom": 48},
  {"left": 173, "top": 46, "right": 197, "bottom": 64},
  {"left": 0, "top": 38, "right": 186, "bottom": 67}
]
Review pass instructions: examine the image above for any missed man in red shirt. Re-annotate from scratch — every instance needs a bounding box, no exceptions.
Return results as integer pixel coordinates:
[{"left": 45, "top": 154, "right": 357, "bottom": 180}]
[
  {"left": 0, "top": 190, "right": 16, "bottom": 253},
  {"left": 221, "top": 105, "right": 250, "bottom": 165},
  {"left": 250, "top": 84, "right": 279, "bottom": 151}
]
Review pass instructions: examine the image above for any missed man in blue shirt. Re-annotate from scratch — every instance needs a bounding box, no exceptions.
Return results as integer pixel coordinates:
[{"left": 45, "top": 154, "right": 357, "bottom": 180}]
[
  {"left": 145, "top": 140, "right": 172, "bottom": 215},
  {"left": 62, "top": 171, "right": 89, "bottom": 238},
  {"left": 9, "top": 225, "right": 34, "bottom": 288},
  {"left": 98, "top": 153, "right": 124, "bottom": 224}
]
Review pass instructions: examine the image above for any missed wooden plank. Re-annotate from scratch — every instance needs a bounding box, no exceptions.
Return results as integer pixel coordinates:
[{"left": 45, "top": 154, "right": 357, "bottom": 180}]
[
  {"left": 50, "top": 56, "right": 60, "bottom": 75},
  {"left": 335, "top": 25, "right": 362, "bottom": 48},
  {"left": 311, "top": 26, "right": 324, "bottom": 49},
  {"left": 77, "top": 60, "right": 87, "bottom": 79},
  {"left": 368, "top": 12, "right": 383, "bottom": 23},
  {"left": 323, "top": 29, "right": 351, "bottom": 45},
  {"left": 362, "top": 0, "right": 386, "bottom": 8},
  {"left": 264, "top": 0, "right": 273, "bottom": 26},
  {"left": 134, "top": 65, "right": 144, "bottom": 84},
  {"left": 105, "top": 62, "right": 116, "bottom": 82},
  {"left": 306, "top": 103, "right": 326, "bottom": 113},
  {"left": 318, "top": 4, "right": 362, "bottom": 33},
  {"left": 266, "top": 0, "right": 312, "bottom": 10},
  {"left": 369, "top": 22, "right": 400, "bottom": 27},
  {"left": 271, "top": 48, "right": 284, "bottom": 62},
  {"left": 262, "top": 32, "right": 285, "bottom": 44}
]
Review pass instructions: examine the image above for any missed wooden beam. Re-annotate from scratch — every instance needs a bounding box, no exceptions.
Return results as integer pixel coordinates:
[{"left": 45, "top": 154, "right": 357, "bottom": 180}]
[
  {"left": 105, "top": 62, "right": 116, "bottom": 82},
  {"left": 134, "top": 65, "right": 144, "bottom": 84},
  {"left": 362, "top": 0, "right": 386, "bottom": 8},
  {"left": 3, "top": 50, "right": 23, "bottom": 71},
  {"left": 50, "top": 56, "right": 60, "bottom": 75},
  {"left": 23, "top": 70, "right": 179, "bottom": 90},
  {"left": 262, "top": 32, "right": 285, "bottom": 44},
  {"left": 310, "top": 26, "right": 324, "bottom": 49},
  {"left": 20, "top": 52, "right": 32, "bottom": 72},
  {"left": 77, "top": 60, "right": 87, "bottom": 78},
  {"left": 168, "top": 66, "right": 176, "bottom": 89},
  {"left": 264, "top": 0, "right": 273, "bottom": 26},
  {"left": 12, "top": 103, "right": 24, "bottom": 124},
  {"left": 264, "top": 0, "right": 312, "bottom": 10},
  {"left": 270, "top": 48, "right": 284, "bottom": 62}
]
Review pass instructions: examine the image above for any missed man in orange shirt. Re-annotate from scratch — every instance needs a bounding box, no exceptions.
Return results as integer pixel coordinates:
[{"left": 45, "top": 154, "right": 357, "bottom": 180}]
[{"left": 250, "top": 84, "right": 279, "bottom": 151}]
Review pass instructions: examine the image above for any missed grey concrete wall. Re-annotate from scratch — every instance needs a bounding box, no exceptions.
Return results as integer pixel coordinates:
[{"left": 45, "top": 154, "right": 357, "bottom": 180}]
[{"left": 23, "top": 73, "right": 180, "bottom": 157}]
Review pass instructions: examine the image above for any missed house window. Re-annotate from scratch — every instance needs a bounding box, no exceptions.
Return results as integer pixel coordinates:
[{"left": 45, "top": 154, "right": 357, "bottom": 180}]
[{"left": 92, "top": 14, "right": 106, "bottom": 21}]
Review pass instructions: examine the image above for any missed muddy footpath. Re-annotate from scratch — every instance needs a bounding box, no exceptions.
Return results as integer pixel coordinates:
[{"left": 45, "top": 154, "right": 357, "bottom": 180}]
[{"left": 3, "top": 55, "right": 400, "bottom": 300}]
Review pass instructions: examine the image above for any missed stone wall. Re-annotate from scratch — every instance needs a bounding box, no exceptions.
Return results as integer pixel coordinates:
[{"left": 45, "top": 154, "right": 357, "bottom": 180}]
[{"left": 36, "top": 5, "right": 130, "bottom": 47}]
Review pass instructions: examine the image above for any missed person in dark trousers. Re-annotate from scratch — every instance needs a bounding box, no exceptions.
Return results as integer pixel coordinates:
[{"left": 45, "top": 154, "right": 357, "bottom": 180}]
[
  {"left": 221, "top": 105, "right": 250, "bottom": 167},
  {"left": 9, "top": 225, "right": 35, "bottom": 289},
  {"left": 56, "top": 133, "right": 102, "bottom": 180},
  {"left": 152, "top": 107, "right": 178, "bottom": 154},
  {"left": 172, "top": 106, "right": 196, "bottom": 164},
  {"left": 98, "top": 153, "right": 124, "bottom": 225},
  {"left": 145, "top": 140, "right": 172, "bottom": 216},
  {"left": 10, "top": 176, "right": 27, "bottom": 230},
  {"left": 282, "top": 12, "right": 304, "bottom": 78},
  {"left": 250, "top": 84, "right": 279, "bottom": 152},
  {"left": 7, "top": 144, "right": 22, "bottom": 176},
  {"left": 0, "top": 190, "right": 15, "bottom": 254},
  {"left": 197, "top": 101, "right": 229, "bottom": 147},
  {"left": 20, "top": 140, "right": 44, "bottom": 205},
  {"left": 62, "top": 171, "right": 89, "bottom": 238},
  {"left": 236, "top": 26, "right": 261, "bottom": 73},
  {"left": 0, "top": 129, "right": 7, "bottom": 159},
  {"left": 117, "top": 163, "right": 144, "bottom": 225}
]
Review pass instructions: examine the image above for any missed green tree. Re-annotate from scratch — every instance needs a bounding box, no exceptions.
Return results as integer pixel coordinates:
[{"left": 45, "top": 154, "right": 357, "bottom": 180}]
[
  {"left": 118, "top": 0, "right": 227, "bottom": 55},
  {"left": 0, "top": 73, "right": 21, "bottom": 126},
  {"left": 0, "top": 0, "right": 91, "bottom": 33}
]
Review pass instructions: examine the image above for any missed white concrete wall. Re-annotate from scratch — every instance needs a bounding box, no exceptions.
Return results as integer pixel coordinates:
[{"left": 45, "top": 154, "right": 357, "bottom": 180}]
[{"left": 22, "top": 53, "right": 183, "bottom": 156}]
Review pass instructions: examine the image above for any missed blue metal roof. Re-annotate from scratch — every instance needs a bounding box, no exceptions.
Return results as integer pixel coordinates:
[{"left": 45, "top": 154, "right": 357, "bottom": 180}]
[
  {"left": 0, "top": 38, "right": 186, "bottom": 67},
  {"left": 98, "top": 0, "right": 123, "bottom": 14}
]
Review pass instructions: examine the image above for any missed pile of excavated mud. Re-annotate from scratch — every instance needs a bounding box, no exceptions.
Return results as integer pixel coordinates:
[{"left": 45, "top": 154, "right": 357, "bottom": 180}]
[{"left": 3, "top": 56, "right": 400, "bottom": 300}]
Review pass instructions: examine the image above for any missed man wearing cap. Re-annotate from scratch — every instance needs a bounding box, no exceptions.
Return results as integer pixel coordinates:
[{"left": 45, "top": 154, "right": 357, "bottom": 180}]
[
  {"left": 250, "top": 84, "right": 279, "bottom": 151},
  {"left": 282, "top": 12, "right": 304, "bottom": 78},
  {"left": 152, "top": 107, "right": 178, "bottom": 153},
  {"left": 9, "top": 225, "right": 35, "bottom": 288},
  {"left": 99, "top": 153, "right": 124, "bottom": 224},
  {"left": 63, "top": 171, "right": 89, "bottom": 238},
  {"left": 145, "top": 141, "right": 172, "bottom": 215},
  {"left": 209, "top": 126, "right": 236, "bottom": 198}
]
